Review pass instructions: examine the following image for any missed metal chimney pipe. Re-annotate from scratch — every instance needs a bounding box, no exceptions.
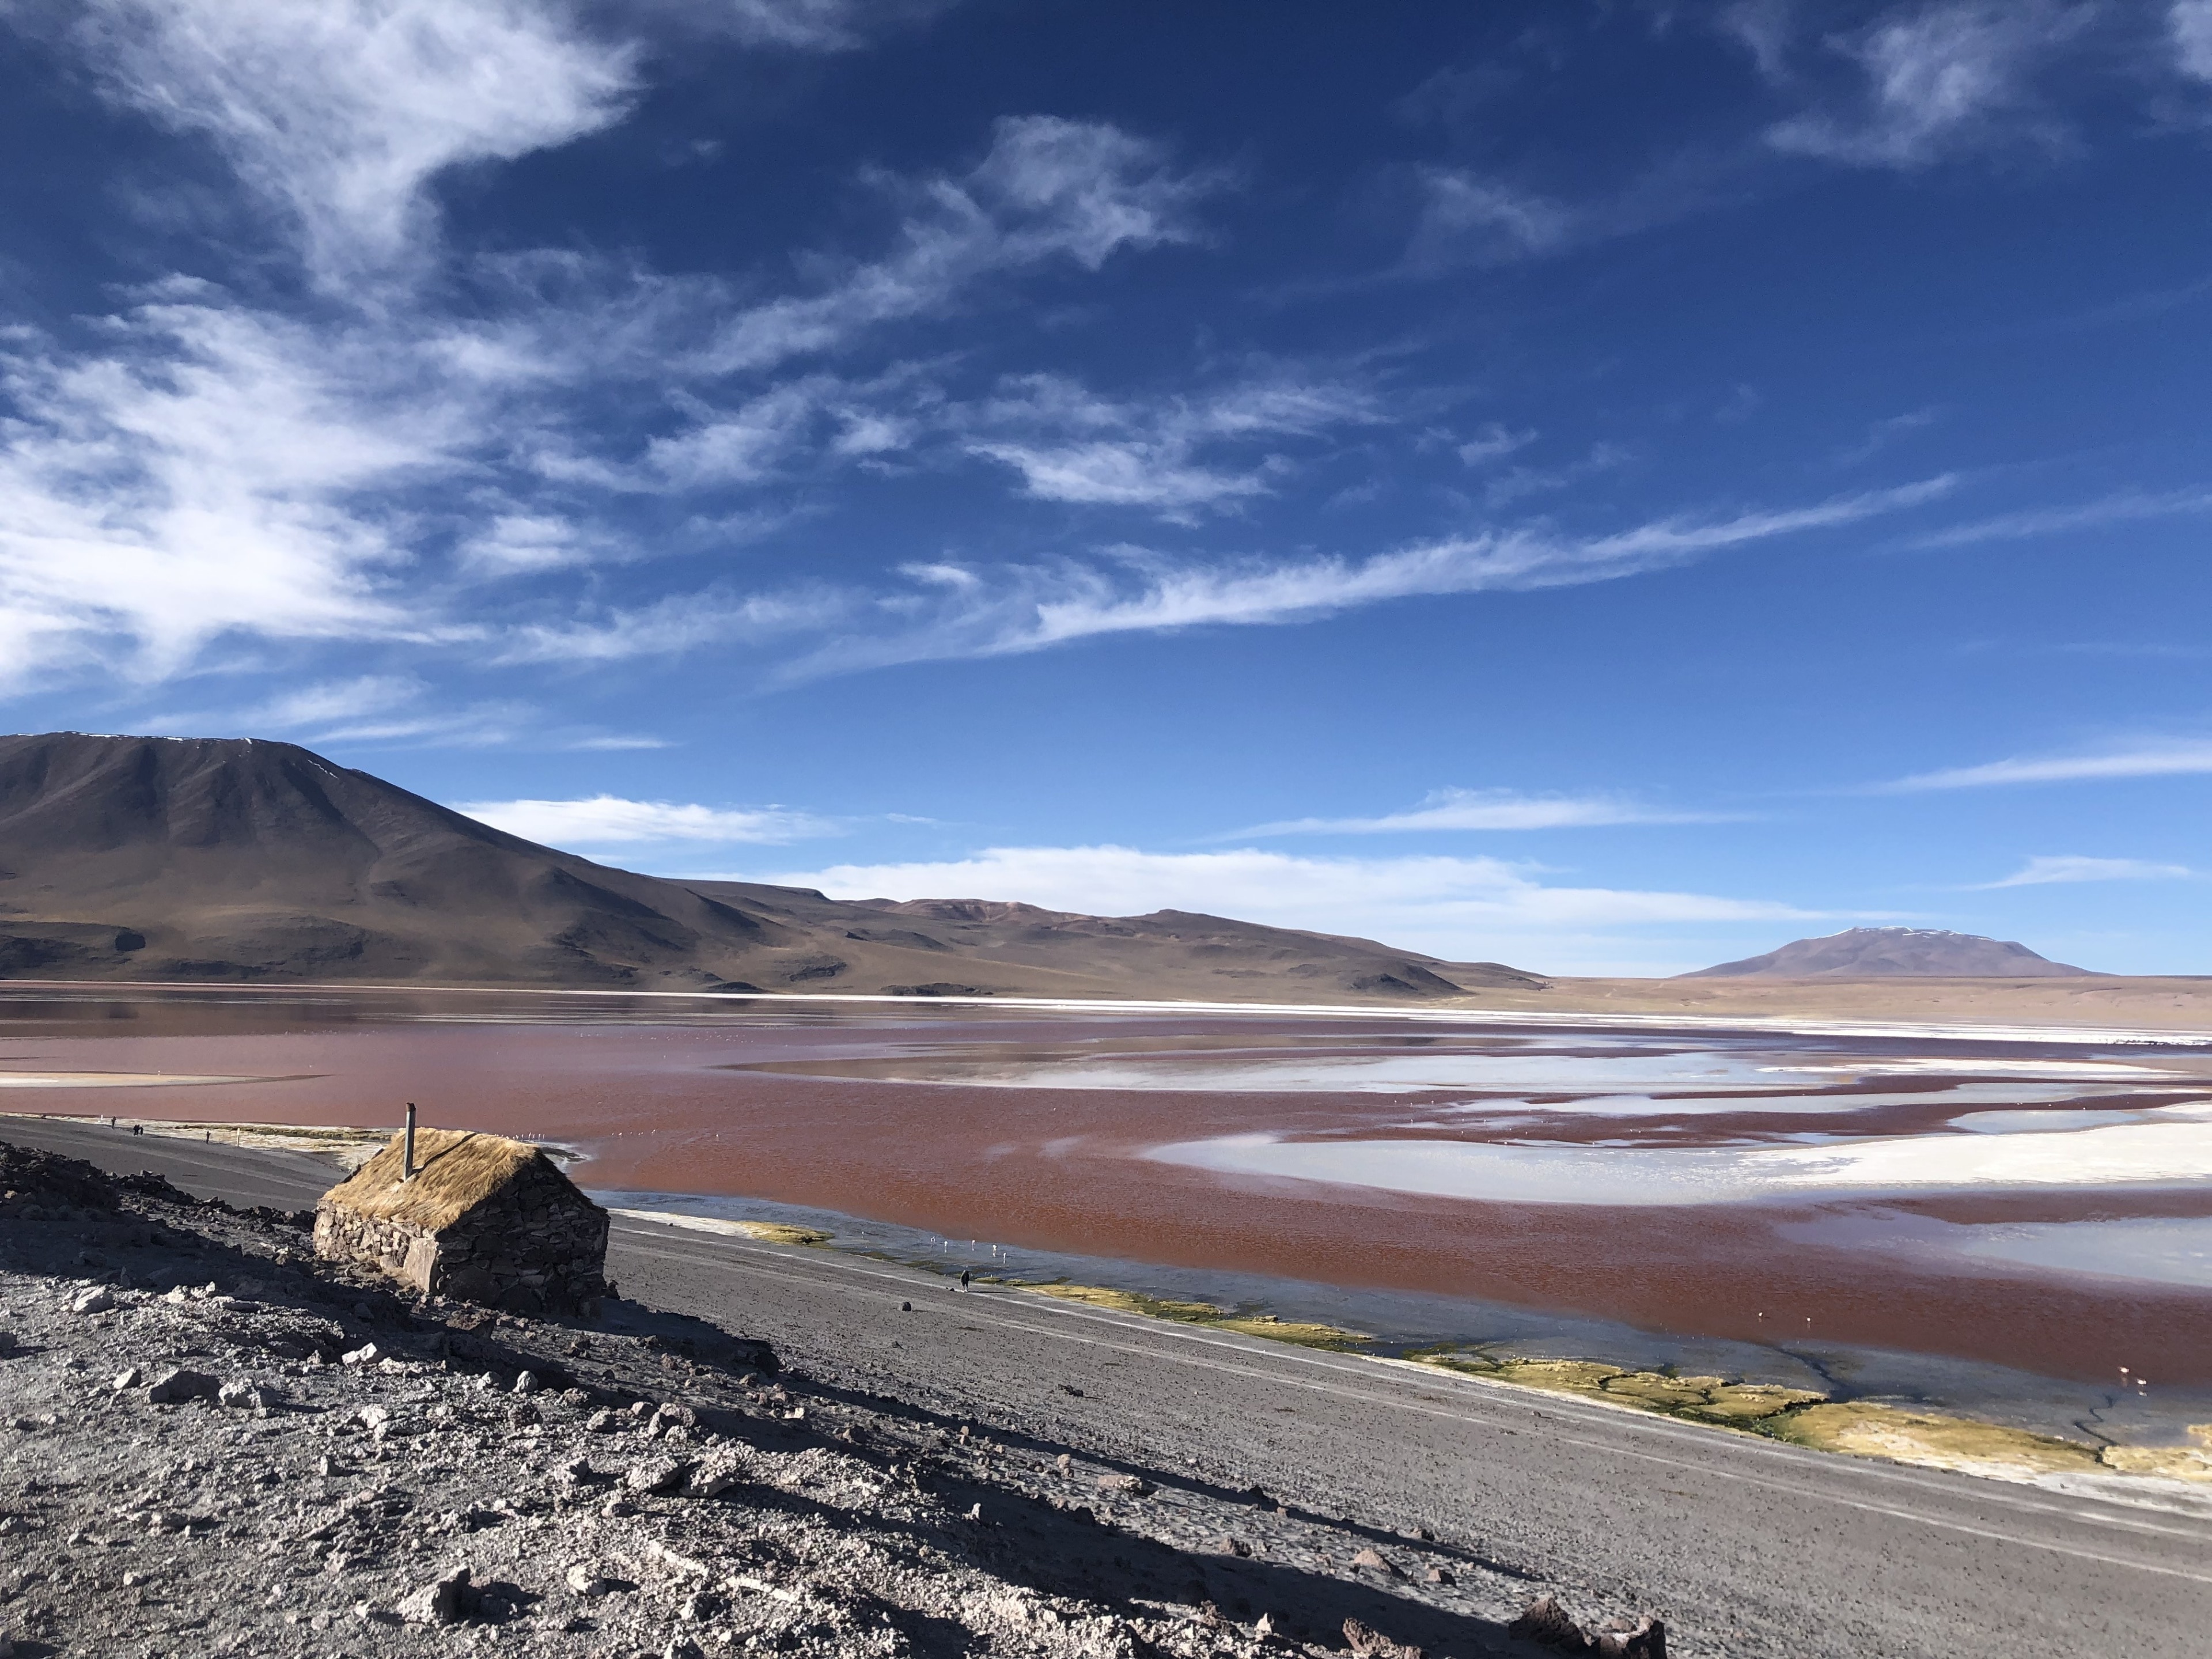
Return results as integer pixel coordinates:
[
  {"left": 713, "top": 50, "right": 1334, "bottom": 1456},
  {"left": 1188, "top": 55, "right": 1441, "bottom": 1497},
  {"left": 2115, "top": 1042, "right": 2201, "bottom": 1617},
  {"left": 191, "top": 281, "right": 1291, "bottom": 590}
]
[{"left": 403, "top": 1102, "right": 417, "bottom": 1181}]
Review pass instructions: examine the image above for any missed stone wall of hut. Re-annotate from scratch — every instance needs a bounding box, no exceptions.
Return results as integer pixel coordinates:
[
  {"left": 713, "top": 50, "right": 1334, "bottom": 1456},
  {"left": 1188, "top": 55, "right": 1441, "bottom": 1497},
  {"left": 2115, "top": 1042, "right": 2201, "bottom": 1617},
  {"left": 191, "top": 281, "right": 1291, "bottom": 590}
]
[
  {"left": 427, "top": 1169, "right": 609, "bottom": 1315},
  {"left": 311, "top": 1206, "right": 436, "bottom": 1293},
  {"left": 314, "top": 1158, "right": 609, "bottom": 1316}
]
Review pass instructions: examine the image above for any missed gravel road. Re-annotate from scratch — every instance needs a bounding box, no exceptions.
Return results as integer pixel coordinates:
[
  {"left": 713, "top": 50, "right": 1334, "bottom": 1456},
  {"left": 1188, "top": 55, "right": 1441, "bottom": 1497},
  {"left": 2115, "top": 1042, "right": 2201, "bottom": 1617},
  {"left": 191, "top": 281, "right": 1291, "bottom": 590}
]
[{"left": 12, "top": 1115, "right": 2211, "bottom": 1658}]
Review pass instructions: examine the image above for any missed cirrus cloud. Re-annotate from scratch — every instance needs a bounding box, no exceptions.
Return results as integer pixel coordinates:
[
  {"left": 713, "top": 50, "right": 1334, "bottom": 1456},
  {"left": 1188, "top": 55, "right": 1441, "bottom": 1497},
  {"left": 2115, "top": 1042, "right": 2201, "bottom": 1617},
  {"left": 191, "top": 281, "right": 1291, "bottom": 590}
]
[
  {"left": 458, "top": 794, "right": 842, "bottom": 847},
  {"left": 1974, "top": 855, "right": 2195, "bottom": 888}
]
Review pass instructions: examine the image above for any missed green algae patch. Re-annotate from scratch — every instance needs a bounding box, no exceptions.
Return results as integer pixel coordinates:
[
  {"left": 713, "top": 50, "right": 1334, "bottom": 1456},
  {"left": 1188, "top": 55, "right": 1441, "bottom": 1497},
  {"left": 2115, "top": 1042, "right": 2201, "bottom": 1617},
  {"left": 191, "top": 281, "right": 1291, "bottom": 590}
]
[
  {"left": 1019, "top": 1282, "right": 1369, "bottom": 1350},
  {"left": 1768, "top": 1402, "right": 2102, "bottom": 1478},
  {"left": 1407, "top": 1351, "right": 1821, "bottom": 1426}
]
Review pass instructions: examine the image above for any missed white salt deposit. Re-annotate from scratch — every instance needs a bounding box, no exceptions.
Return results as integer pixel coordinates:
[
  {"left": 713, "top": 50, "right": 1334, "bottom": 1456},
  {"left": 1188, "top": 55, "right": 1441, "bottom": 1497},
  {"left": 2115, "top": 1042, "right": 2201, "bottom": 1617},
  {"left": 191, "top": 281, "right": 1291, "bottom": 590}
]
[{"left": 1145, "top": 1103, "right": 2212, "bottom": 1206}]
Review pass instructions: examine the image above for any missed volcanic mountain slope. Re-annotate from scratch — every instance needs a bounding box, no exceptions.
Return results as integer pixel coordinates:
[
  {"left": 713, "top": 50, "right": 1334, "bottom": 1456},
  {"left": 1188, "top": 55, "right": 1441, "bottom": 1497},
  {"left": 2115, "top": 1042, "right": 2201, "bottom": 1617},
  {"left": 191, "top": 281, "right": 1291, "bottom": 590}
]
[
  {"left": 1681, "top": 926, "right": 2096, "bottom": 979},
  {"left": 0, "top": 733, "right": 1540, "bottom": 1000}
]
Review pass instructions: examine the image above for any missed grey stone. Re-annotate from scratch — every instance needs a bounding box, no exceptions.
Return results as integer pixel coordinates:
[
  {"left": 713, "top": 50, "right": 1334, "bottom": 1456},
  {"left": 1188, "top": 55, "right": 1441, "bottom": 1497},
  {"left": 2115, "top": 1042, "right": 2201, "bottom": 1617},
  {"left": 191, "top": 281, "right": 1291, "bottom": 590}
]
[
  {"left": 218, "top": 1380, "right": 274, "bottom": 1410},
  {"left": 680, "top": 1453, "right": 745, "bottom": 1499},
  {"left": 1351, "top": 1546, "right": 1404, "bottom": 1578},
  {"left": 625, "top": 1456, "right": 695, "bottom": 1495},
  {"left": 511, "top": 1369, "right": 539, "bottom": 1395},
  {"left": 1343, "top": 1618, "right": 1423, "bottom": 1659},
  {"left": 565, "top": 1563, "right": 610, "bottom": 1597},
  {"left": 70, "top": 1287, "right": 115, "bottom": 1315},
  {"left": 396, "top": 1563, "right": 475, "bottom": 1626},
  {"left": 145, "top": 1367, "right": 217, "bottom": 1405}
]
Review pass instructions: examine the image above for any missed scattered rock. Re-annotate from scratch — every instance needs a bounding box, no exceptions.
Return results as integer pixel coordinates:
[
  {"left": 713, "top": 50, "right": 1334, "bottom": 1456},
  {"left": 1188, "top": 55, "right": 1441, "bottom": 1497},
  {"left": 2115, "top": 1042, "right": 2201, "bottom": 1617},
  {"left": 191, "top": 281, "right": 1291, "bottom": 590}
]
[
  {"left": 1594, "top": 1619, "right": 1668, "bottom": 1658},
  {"left": 1343, "top": 1616, "right": 1423, "bottom": 1658},
  {"left": 340, "top": 1342, "right": 379, "bottom": 1366},
  {"left": 566, "top": 1563, "right": 612, "bottom": 1597},
  {"left": 681, "top": 1451, "right": 746, "bottom": 1498},
  {"left": 218, "top": 1380, "right": 274, "bottom": 1410},
  {"left": 1351, "top": 1546, "right": 1404, "bottom": 1578},
  {"left": 512, "top": 1369, "right": 539, "bottom": 1395},
  {"left": 145, "top": 1366, "right": 217, "bottom": 1405},
  {"left": 626, "top": 1455, "right": 696, "bottom": 1495},
  {"left": 70, "top": 1287, "right": 115, "bottom": 1315},
  {"left": 1097, "top": 1473, "right": 1155, "bottom": 1497},
  {"left": 1508, "top": 1597, "right": 1664, "bottom": 1656},
  {"left": 396, "top": 1563, "right": 476, "bottom": 1626}
]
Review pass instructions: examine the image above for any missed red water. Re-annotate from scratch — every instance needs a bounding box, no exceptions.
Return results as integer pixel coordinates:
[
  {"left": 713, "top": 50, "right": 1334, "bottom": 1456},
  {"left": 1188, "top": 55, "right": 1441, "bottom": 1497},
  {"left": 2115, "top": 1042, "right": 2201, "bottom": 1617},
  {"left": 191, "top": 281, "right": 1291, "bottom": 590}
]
[{"left": 3, "top": 988, "right": 2207, "bottom": 1384}]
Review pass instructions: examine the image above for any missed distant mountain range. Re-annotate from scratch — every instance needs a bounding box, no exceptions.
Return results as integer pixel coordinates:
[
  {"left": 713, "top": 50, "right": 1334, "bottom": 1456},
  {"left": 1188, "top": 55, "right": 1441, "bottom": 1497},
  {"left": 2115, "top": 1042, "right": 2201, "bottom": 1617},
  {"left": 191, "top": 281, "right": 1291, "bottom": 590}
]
[
  {"left": 0, "top": 732, "right": 1543, "bottom": 1001},
  {"left": 1681, "top": 926, "right": 2096, "bottom": 979}
]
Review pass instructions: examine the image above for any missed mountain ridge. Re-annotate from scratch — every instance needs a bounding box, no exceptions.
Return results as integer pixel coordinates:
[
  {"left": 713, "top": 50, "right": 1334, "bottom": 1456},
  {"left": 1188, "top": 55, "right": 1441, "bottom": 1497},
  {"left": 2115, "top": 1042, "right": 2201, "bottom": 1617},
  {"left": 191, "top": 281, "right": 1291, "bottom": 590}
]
[
  {"left": 1680, "top": 926, "right": 2095, "bottom": 980},
  {"left": 0, "top": 732, "right": 1543, "bottom": 1001}
]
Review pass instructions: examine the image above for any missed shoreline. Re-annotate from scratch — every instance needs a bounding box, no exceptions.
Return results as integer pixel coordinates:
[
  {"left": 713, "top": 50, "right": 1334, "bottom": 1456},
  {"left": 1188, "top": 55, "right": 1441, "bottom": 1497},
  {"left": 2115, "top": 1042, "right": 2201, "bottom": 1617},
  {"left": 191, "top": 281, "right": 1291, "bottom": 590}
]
[
  {"left": 9, "top": 971, "right": 2212, "bottom": 1043},
  {"left": 13, "top": 1102, "right": 2212, "bottom": 1492},
  {"left": 594, "top": 1189, "right": 2212, "bottom": 1510}
]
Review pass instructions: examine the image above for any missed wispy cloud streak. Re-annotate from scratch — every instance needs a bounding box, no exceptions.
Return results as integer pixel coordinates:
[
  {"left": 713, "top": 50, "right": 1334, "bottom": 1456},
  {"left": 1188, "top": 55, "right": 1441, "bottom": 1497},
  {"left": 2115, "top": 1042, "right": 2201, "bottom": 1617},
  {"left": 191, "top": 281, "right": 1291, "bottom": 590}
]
[
  {"left": 1884, "top": 740, "right": 2212, "bottom": 790},
  {"left": 1975, "top": 854, "right": 2195, "bottom": 888},
  {"left": 1226, "top": 789, "right": 1726, "bottom": 838},
  {"left": 458, "top": 794, "right": 840, "bottom": 846}
]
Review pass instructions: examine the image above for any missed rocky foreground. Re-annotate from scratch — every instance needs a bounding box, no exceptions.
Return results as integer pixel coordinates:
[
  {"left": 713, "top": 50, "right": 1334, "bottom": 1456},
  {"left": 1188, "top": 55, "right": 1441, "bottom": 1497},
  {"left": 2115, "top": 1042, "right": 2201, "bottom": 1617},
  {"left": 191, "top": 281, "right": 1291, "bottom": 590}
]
[{"left": 0, "top": 1142, "right": 1659, "bottom": 1659}]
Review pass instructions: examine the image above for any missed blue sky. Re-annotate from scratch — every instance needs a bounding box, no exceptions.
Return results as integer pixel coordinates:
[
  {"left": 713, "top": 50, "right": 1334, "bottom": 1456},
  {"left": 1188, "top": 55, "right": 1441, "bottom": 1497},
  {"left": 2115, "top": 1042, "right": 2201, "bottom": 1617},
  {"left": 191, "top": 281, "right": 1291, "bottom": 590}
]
[{"left": 4, "top": 0, "right": 2211, "bottom": 975}]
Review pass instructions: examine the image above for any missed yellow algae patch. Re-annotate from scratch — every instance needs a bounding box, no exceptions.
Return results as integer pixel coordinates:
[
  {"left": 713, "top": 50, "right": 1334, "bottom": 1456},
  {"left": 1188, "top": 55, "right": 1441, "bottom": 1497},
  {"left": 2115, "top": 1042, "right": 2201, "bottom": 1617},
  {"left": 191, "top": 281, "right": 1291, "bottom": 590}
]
[
  {"left": 726, "top": 1220, "right": 831, "bottom": 1245},
  {"left": 1028, "top": 1282, "right": 1226, "bottom": 1321},
  {"left": 1680, "top": 1383, "right": 1827, "bottom": 1424},
  {"left": 2099, "top": 1441, "right": 2212, "bottom": 1482},
  {"left": 608, "top": 1210, "right": 830, "bottom": 1245},
  {"left": 1019, "top": 1282, "right": 1369, "bottom": 1350},
  {"left": 1204, "top": 1313, "right": 1370, "bottom": 1350},
  {"left": 1408, "top": 1352, "right": 1820, "bottom": 1425},
  {"left": 1770, "top": 1402, "right": 2101, "bottom": 1478}
]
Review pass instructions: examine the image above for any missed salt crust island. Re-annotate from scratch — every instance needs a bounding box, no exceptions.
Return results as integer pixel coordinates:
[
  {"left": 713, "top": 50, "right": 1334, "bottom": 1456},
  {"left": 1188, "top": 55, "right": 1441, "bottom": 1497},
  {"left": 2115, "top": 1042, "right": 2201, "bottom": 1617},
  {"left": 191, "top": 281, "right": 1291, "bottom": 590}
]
[
  {"left": 0, "top": 1138, "right": 1666, "bottom": 1659},
  {"left": 313, "top": 1128, "right": 611, "bottom": 1317}
]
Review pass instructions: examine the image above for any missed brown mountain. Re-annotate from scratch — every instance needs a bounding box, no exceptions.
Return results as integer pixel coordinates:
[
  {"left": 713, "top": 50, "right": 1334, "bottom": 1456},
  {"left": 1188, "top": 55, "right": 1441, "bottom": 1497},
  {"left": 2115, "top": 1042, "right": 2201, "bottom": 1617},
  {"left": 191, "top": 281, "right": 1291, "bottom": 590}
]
[
  {"left": 1680, "top": 926, "right": 2095, "bottom": 979},
  {"left": 0, "top": 732, "right": 1542, "bottom": 1001}
]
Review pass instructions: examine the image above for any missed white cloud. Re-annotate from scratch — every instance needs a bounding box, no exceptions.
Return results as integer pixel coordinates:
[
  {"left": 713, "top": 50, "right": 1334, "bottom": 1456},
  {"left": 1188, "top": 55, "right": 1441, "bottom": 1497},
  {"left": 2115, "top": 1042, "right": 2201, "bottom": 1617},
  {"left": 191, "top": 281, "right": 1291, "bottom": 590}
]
[
  {"left": 253, "top": 674, "right": 426, "bottom": 730},
  {"left": 1976, "top": 855, "right": 2195, "bottom": 888},
  {"left": 504, "top": 474, "right": 1955, "bottom": 677},
  {"left": 1834, "top": 406, "right": 1938, "bottom": 466},
  {"left": 785, "top": 475, "right": 1956, "bottom": 677},
  {"left": 694, "top": 116, "right": 1224, "bottom": 374},
  {"left": 1483, "top": 442, "right": 1632, "bottom": 509},
  {"left": 457, "top": 794, "right": 840, "bottom": 847},
  {"left": 143, "top": 675, "right": 536, "bottom": 749},
  {"left": 1909, "top": 488, "right": 2212, "bottom": 549},
  {"left": 1410, "top": 171, "right": 1574, "bottom": 267},
  {"left": 1228, "top": 789, "right": 1724, "bottom": 838},
  {"left": 759, "top": 843, "right": 1831, "bottom": 968},
  {"left": 962, "top": 371, "right": 1380, "bottom": 518},
  {"left": 1884, "top": 740, "right": 2212, "bottom": 790},
  {"left": 0, "top": 296, "right": 475, "bottom": 692},
  {"left": 1766, "top": 2, "right": 2091, "bottom": 169},
  {"left": 1456, "top": 423, "right": 1536, "bottom": 466},
  {"left": 667, "top": 0, "right": 949, "bottom": 51},
  {"left": 76, "top": 0, "right": 638, "bottom": 281},
  {"left": 457, "top": 513, "right": 611, "bottom": 575},
  {"left": 2173, "top": 1, "right": 2212, "bottom": 81}
]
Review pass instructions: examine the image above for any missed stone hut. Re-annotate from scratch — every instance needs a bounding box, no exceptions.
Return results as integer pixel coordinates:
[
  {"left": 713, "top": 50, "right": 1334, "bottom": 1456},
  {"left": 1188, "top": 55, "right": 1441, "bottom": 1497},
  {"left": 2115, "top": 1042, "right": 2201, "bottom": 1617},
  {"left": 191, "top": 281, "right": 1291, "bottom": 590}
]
[{"left": 313, "top": 1128, "right": 609, "bottom": 1315}]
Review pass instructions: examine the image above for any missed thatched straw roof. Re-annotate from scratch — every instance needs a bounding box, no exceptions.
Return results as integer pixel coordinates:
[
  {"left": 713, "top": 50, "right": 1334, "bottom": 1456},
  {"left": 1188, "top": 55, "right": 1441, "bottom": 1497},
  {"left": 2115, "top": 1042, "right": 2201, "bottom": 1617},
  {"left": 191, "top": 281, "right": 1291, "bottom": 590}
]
[{"left": 318, "top": 1127, "right": 575, "bottom": 1233}]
